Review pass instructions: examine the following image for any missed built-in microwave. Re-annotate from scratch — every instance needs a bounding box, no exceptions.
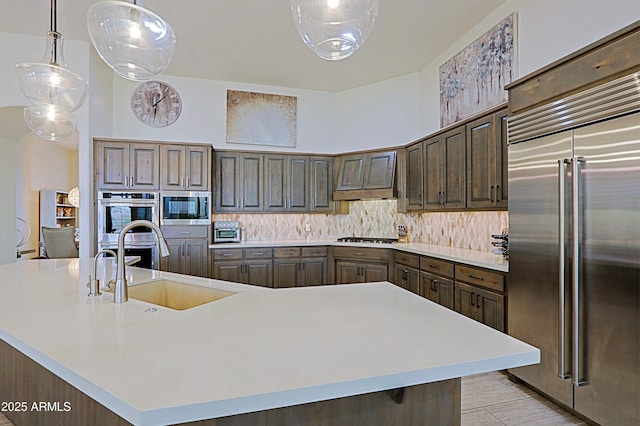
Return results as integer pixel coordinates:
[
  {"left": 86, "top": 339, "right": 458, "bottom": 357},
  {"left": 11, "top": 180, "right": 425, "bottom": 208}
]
[{"left": 160, "top": 191, "right": 211, "bottom": 225}]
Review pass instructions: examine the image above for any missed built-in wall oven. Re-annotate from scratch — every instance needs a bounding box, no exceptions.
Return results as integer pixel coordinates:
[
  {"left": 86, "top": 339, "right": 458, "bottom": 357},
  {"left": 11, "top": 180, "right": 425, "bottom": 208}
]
[
  {"left": 97, "top": 192, "right": 161, "bottom": 269},
  {"left": 160, "top": 191, "right": 211, "bottom": 225}
]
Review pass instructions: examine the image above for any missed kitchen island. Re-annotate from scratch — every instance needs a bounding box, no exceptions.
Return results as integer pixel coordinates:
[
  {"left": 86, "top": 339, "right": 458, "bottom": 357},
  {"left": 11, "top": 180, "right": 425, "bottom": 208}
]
[{"left": 0, "top": 258, "right": 537, "bottom": 425}]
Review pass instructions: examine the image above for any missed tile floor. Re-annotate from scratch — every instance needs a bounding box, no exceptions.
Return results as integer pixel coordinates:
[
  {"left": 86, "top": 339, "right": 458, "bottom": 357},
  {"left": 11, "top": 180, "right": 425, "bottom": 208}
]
[
  {"left": 0, "top": 371, "right": 587, "bottom": 425},
  {"left": 462, "top": 371, "right": 587, "bottom": 425}
]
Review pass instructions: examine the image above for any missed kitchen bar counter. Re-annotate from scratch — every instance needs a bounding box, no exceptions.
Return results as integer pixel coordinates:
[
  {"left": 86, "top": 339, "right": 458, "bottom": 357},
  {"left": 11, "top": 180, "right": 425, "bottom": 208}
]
[
  {"left": 0, "top": 259, "right": 535, "bottom": 425},
  {"left": 210, "top": 239, "right": 508, "bottom": 272}
]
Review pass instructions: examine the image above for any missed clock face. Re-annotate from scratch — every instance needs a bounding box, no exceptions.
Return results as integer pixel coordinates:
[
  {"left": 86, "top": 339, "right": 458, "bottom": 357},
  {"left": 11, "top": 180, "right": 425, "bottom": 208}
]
[{"left": 131, "top": 81, "right": 182, "bottom": 127}]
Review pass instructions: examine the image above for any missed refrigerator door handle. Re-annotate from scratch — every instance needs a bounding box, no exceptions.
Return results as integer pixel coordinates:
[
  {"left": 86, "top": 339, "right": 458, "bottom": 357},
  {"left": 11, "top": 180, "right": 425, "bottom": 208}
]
[
  {"left": 558, "top": 159, "right": 571, "bottom": 380},
  {"left": 572, "top": 156, "right": 588, "bottom": 387}
]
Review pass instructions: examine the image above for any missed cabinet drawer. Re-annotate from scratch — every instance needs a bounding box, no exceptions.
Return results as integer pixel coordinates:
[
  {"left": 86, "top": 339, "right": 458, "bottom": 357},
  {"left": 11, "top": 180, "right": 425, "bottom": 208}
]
[
  {"left": 420, "top": 257, "right": 454, "bottom": 278},
  {"left": 212, "top": 248, "right": 243, "bottom": 260},
  {"left": 244, "top": 248, "right": 273, "bottom": 259},
  {"left": 394, "top": 251, "right": 419, "bottom": 268},
  {"left": 302, "top": 246, "right": 328, "bottom": 257},
  {"left": 333, "top": 246, "right": 390, "bottom": 261},
  {"left": 162, "top": 225, "right": 210, "bottom": 239},
  {"left": 455, "top": 265, "right": 504, "bottom": 293},
  {"left": 274, "top": 247, "right": 301, "bottom": 258}
]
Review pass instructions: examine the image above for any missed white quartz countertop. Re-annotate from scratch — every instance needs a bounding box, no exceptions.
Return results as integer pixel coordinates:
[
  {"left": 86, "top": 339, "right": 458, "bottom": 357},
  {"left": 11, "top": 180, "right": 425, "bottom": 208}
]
[
  {"left": 0, "top": 258, "right": 535, "bottom": 425},
  {"left": 210, "top": 239, "right": 509, "bottom": 272}
]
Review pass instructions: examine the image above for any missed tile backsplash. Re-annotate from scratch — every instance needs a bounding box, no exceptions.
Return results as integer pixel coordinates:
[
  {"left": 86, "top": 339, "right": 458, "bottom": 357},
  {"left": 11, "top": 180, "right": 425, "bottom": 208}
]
[{"left": 214, "top": 200, "right": 508, "bottom": 252}]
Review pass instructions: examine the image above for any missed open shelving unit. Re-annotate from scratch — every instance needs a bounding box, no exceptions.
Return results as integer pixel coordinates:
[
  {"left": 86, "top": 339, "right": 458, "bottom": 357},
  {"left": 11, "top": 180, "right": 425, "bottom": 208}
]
[{"left": 39, "top": 190, "right": 77, "bottom": 256}]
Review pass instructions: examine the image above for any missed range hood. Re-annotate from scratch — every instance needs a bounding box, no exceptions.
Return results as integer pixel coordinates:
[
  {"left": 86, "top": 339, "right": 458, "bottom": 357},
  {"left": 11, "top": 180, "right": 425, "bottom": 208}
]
[{"left": 333, "top": 150, "right": 397, "bottom": 201}]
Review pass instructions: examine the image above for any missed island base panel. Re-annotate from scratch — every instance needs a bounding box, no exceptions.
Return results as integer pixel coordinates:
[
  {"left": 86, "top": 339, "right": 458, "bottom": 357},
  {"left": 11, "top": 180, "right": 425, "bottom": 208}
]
[{"left": 1, "top": 339, "right": 461, "bottom": 425}]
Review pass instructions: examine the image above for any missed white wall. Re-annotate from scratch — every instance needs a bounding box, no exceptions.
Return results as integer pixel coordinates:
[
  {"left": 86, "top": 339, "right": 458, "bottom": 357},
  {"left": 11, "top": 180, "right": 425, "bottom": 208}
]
[
  {"left": 110, "top": 77, "right": 338, "bottom": 154},
  {"left": 418, "top": 0, "right": 640, "bottom": 135}
]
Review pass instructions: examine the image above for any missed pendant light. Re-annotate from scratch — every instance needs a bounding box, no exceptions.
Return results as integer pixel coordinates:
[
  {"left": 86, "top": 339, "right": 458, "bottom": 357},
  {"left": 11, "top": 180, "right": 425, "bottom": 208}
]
[
  {"left": 87, "top": 0, "right": 176, "bottom": 81},
  {"left": 16, "top": 0, "right": 88, "bottom": 141},
  {"left": 291, "top": 0, "right": 379, "bottom": 61}
]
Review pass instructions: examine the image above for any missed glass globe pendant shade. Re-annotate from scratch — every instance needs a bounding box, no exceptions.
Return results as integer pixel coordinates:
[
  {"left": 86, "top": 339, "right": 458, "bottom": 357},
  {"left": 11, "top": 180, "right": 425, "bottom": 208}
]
[
  {"left": 16, "top": 31, "right": 88, "bottom": 112},
  {"left": 68, "top": 186, "right": 80, "bottom": 207},
  {"left": 291, "top": 0, "right": 379, "bottom": 61},
  {"left": 23, "top": 104, "right": 77, "bottom": 141},
  {"left": 87, "top": 0, "right": 176, "bottom": 81}
]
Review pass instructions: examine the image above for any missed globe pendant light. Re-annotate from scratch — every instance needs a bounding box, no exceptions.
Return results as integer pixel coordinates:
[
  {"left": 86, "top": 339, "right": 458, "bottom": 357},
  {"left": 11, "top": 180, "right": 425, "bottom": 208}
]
[
  {"left": 87, "top": 0, "right": 176, "bottom": 81},
  {"left": 16, "top": 0, "right": 87, "bottom": 141},
  {"left": 291, "top": 0, "right": 379, "bottom": 61}
]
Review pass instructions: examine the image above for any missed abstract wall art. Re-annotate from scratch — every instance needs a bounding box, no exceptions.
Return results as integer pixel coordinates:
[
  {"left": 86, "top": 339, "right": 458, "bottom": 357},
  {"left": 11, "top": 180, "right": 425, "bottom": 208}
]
[
  {"left": 226, "top": 90, "right": 297, "bottom": 147},
  {"left": 439, "top": 13, "right": 517, "bottom": 127}
]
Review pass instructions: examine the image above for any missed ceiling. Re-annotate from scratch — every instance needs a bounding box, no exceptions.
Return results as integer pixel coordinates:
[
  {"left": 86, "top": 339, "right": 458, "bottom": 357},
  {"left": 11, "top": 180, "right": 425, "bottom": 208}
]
[{"left": 3, "top": 0, "right": 507, "bottom": 92}]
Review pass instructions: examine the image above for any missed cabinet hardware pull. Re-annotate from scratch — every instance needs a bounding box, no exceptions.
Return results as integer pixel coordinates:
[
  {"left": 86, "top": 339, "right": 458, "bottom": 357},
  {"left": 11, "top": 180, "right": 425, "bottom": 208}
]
[
  {"left": 490, "top": 185, "right": 494, "bottom": 203},
  {"left": 187, "top": 244, "right": 190, "bottom": 256},
  {"left": 496, "top": 185, "right": 500, "bottom": 203},
  {"left": 186, "top": 177, "right": 190, "bottom": 187},
  {"left": 222, "top": 253, "right": 233, "bottom": 257},
  {"left": 254, "top": 252, "right": 263, "bottom": 256},
  {"left": 354, "top": 252, "right": 364, "bottom": 256},
  {"left": 181, "top": 242, "right": 185, "bottom": 256},
  {"left": 468, "top": 274, "right": 484, "bottom": 281},
  {"left": 442, "top": 191, "right": 446, "bottom": 206},
  {"left": 476, "top": 294, "right": 481, "bottom": 308},
  {"left": 428, "top": 264, "right": 440, "bottom": 269},
  {"left": 471, "top": 292, "right": 475, "bottom": 307},
  {"left": 179, "top": 231, "right": 191, "bottom": 235},
  {"left": 432, "top": 279, "right": 438, "bottom": 292},
  {"left": 182, "top": 177, "right": 185, "bottom": 187}
]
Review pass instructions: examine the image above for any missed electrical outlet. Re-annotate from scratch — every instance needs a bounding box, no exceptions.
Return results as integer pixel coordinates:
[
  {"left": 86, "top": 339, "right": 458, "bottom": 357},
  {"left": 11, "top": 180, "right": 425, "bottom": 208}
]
[{"left": 305, "top": 223, "right": 311, "bottom": 232}]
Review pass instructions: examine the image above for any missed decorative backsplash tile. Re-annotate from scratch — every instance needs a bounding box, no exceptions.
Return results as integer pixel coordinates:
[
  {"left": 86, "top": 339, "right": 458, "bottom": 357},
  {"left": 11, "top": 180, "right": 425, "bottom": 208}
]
[{"left": 214, "top": 200, "right": 508, "bottom": 252}]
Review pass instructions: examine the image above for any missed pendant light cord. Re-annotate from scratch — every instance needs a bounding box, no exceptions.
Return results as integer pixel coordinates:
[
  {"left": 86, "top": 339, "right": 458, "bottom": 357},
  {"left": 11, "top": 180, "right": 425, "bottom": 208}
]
[{"left": 50, "top": 0, "right": 57, "bottom": 32}]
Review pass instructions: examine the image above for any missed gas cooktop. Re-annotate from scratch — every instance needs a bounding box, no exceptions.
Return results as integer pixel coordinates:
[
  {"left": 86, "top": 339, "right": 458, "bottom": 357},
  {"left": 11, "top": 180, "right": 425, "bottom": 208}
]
[{"left": 337, "top": 237, "right": 398, "bottom": 244}]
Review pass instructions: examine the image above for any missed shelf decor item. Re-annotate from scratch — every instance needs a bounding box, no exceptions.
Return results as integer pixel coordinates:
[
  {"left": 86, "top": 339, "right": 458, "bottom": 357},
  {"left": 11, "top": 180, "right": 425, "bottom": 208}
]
[
  {"left": 87, "top": 0, "right": 176, "bottom": 81},
  {"left": 291, "top": 0, "right": 379, "bottom": 61},
  {"left": 439, "top": 13, "right": 517, "bottom": 127},
  {"left": 16, "top": 0, "right": 88, "bottom": 141}
]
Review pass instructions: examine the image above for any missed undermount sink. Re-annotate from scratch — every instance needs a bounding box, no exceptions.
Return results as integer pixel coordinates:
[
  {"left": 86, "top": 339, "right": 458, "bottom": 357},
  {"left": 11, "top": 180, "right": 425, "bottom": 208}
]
[{"left": 110, "top": 279, "right": 237, "bottom": 310}]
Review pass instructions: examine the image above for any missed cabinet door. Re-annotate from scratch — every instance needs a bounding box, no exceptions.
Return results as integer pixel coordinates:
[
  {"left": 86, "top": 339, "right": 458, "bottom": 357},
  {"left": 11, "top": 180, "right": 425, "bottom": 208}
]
[
  {"left": 161, "top": 145, "right": 185, "bottom": 190},
  {"left": 335, "top": 261, "right": 365, "bottom": 284},
  {"left": 129, "top": 143, "right": 160, "bottom": 190},
  {"left": 443, "top": 126, "right": 466, "bottom": 209},
  {"left": 212, "top": 260, "right": 244, "bottom": 282},
  {"left": 309, "top": 157, "right": 332, "bottom": 212},
  {"left": 185, "top": 146, "right": 209, "bottom": 190},
  {"left": 215, "top": 152, "right": 240, "bottom": 211},
  {"left": 466, "top": 115, "right": 496, "bottom": 208},
  {"left": 362, "top": 263, "right": 388, "bottom": 283},
  {"left": 273, "top": 259, "right": 299, "bottom": 288},
  {"left": 476, "top": 286, "right": 505, "bottom": 332},
  {"left": 423, "top": 136, "right": 444, "bottom": 210},
  {"left": 184, "top": 239, "right": 208, "bottom": 278},
  {"left": 96, "top": 141, "right": 130, "bottom": 189},
  {"left": 406, "top": 142, "right": 424, "bottom": 211},
  {"left": 363, "top": 151, "right": 396, "bottom": 190},
  {"left": 495, "top": 109, "right": 509, "bottom": 207},
  {"left": 421, "top": 271, "right": 454, "bottom": 309},
  {"left": 161, "top": 239, "right": 187, "bottom": 274},
  {"left": 241, "top": 154, "right": 263, "bottom": 211},
  {"left": 395, "top": 265, "right": 420, "bottom": 294},
  {"left": 301, "top": 258, "right": 327, "bottom": 286},
  {"left": 336, "top": 154, "right": 366, "bottom": 190},
  {"left": 245, "top": 260, "right": 273, "bottom": 288},
  {"left": 454, "top": 281, "right": 477, "bottom": 321},
  {"left": 288, "top": 156, "right": 309, "bottom": 211},
  {"left": 264, "top": 155, "right": 286, "bottom": 211}
]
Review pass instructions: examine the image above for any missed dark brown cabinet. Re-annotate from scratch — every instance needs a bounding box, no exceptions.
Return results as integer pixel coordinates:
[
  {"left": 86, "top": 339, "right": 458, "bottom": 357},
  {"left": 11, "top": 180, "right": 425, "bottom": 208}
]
[
  {"left": 160, "top": 145, "right": 210, "bottom": 191},
  {"left": 466, "top": 108, "right": 508, "bottom": 209},
  {"left": 95, "top": 140, "right": 160, "bottom": 190},
  {"left": 214, "top": 152, "right": 263, "bottom": 212},
  {"left": 420, "top": 270, "right": 454, "bottom": 310},
  {"left": 160, "top": 226, "right": 209, "bottom": 278},
  {"left": 424, "top": 125, "right": 466, "bottom": 210},
  {"left": 405, "top": 142, "right": 424, "bottom": 211},
  {"left": 273, "top": 246, "right": 329, "bottom": 288},
  {"left": 333, "top": 246, "right": 390, "bottom": 284},
  {"left": 393, "top": 251, "right": 420, "bottom": 294},
  {"left": 334, "top": 150, "right": 396, "bottom": 200},
  {"left": 309, "top": 156, "right": 334, "bottom": 212},
  {"left": 453, "top": 264, "right": 505, "bottom": 331},
  {"left": 264, "top": 155, "right": 309, "bottom": 212},
  {"left": 211, "top": 248, "right": 273, "bottom": 288}
]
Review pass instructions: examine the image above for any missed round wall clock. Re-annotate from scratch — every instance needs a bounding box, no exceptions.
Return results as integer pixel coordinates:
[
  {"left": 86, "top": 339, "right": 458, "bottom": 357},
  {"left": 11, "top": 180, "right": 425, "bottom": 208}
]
[{"left": 131, "top": 80, "right": 182, "bottom": 127}]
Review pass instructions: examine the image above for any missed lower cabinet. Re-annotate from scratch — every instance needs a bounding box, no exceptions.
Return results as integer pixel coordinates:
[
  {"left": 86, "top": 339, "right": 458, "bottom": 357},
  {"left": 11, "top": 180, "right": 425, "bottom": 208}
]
[
  {"left": 420, "top": 271, "right": 454, "bottom": 310},
  {"left": 453, "top": 264, "right": 505, "bottom": 332},
  {"left": 393, "top": 252, "right": 420, "bottom": 294},
  {"left": 273, "top": 247, "right": 329, "bottom": 288},
  {"left": 335, "top": 261, "right": 389, "bottom": 284},
  {"left": 211, "top": 248, "right": 273, "bottom": 288},
  {"left": 160, "top": 226, "right": 209, "bottom": 278}
]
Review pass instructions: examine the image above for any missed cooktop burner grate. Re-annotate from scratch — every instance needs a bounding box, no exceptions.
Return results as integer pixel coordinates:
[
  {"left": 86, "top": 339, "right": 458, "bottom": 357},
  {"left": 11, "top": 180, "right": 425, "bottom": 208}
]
[{"left": 337, "top": 237, "right": 398, "bottom": 244}]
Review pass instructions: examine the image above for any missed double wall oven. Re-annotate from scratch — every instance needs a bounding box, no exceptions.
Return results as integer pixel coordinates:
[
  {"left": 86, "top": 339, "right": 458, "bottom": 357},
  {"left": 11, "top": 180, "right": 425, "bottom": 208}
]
[{"left": 97, "top": 192, "right": 160, "bottom": 269}]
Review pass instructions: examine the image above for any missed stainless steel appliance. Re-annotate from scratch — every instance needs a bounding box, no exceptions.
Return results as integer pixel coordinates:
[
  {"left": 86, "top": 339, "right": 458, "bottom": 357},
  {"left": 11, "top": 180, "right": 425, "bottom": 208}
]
[
  {"left": 97, "top": 192, "right": 161, "bottom": 269},
  {"left": 213, "top": 221, "right": 241, "bottom": 243},
  {"left": 160, "top": 191, "right": 211, "bottom": 225},
  {"left": 507, "top": 74, "right": 639, "bottom": 425}
]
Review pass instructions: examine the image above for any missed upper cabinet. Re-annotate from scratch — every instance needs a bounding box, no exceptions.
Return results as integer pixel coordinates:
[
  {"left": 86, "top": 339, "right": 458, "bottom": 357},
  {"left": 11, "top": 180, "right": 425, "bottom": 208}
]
[
  {"left": 466, "top": 108, "right": 508, "bottom": 209},
  {"left": 95, "top": 140, "right": 160, "bottom": 190},
  {"left": 334, "top": 150, "right": 396, "bottom": 200},
  {"left": 309, "top": 156, "right": 334, "bottom": 212},
  {"left": 405, "top": 142, "right": 424, "bottom": 211},
  {"left": 423, "top": 125, "right": 466, "bottom": 210},
  {"left": 161, "top": 145, "right": 211, "bottom": 191},
  {"left": 214, "top": 151, "right": 264, "bottom": 212},
  {"left": 264, "top": 155, "right": 310, "bottom": 212}
]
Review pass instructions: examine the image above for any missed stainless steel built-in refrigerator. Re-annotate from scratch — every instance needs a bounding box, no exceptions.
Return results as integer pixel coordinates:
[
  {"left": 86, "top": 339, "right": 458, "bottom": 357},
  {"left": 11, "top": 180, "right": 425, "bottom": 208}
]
[{"left": 507, "top": 73, "right": 639, "bottom": 426}]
